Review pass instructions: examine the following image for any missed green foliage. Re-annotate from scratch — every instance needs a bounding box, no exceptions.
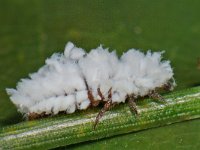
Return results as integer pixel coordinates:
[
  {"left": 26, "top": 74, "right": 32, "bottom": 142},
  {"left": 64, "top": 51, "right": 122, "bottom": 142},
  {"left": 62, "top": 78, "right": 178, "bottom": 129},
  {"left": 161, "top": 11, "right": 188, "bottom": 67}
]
[{"left": 1, "top": 87, "right": 200, "bottom": 149}]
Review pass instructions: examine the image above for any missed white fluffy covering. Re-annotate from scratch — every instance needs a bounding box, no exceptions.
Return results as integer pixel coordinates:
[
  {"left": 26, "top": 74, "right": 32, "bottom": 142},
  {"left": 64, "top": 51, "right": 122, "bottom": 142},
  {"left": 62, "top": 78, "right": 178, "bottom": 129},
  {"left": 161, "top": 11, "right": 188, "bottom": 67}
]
[{"left": 6, "top": 42, "right": 175, "bottom": 115}]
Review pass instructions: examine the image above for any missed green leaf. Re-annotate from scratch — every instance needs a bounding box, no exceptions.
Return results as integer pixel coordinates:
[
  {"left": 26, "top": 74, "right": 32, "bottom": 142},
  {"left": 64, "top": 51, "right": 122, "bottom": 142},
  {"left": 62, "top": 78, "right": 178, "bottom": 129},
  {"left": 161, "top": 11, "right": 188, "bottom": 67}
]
[{"left": 1, "top": 86, "right": 200, "bottom": 149}]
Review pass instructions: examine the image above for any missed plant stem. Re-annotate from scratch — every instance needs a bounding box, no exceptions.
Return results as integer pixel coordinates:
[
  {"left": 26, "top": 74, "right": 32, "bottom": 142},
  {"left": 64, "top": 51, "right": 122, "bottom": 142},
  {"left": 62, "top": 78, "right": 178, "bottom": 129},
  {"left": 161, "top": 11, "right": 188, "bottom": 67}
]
[{"left": 0, "top": 86, "right": 200, "bottom": 150}]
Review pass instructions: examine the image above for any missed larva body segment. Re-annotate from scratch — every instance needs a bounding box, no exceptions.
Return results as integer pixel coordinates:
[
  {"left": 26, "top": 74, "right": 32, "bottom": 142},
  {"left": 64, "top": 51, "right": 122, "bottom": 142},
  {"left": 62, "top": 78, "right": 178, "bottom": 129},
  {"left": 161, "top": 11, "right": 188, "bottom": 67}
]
[{"left": 6, "top": 42, "right": 176, "bottom": 123}]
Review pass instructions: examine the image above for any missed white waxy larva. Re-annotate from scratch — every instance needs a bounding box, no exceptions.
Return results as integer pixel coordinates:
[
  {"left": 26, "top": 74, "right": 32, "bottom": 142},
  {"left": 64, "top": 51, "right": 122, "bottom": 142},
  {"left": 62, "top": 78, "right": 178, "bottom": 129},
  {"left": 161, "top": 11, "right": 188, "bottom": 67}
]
[{"left": 6, "top": 42, "right": 176, "bottom": 121}]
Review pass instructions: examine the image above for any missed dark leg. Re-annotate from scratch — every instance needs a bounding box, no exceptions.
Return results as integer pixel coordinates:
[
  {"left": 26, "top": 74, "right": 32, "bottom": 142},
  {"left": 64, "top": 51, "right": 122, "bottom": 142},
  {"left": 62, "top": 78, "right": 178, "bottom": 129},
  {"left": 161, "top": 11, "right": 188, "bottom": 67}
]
[
  {"left": 94, "top": 100, "right": 112, "bottom": 129},
  {"left": 148, "top": 90, "right": 165, "bottom": 102},
  {"left": 97, "top": 88, "right": 105, "bottom": 101},
  {"left": 84, "top": 78, "right": 100, "bottom": 107},
  {"left": 128, "top": 96, "right": 138, "bottom": 115},
  {"left": 88, "top": 89, "right": 100, "bottom": 107},
  {"left": 94, "top": 88, "right": 113, "bottom": 129},
  {"left": 108, "top": 88, "right": 112, "bottom": 99}
]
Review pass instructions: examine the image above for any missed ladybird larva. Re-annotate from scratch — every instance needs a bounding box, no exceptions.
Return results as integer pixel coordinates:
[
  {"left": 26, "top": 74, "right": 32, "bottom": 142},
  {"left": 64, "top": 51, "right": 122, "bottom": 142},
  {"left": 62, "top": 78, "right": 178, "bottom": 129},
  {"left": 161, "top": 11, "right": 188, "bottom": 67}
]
[{"left": 6, "top": 42, "right": 176, "bottom": 128}]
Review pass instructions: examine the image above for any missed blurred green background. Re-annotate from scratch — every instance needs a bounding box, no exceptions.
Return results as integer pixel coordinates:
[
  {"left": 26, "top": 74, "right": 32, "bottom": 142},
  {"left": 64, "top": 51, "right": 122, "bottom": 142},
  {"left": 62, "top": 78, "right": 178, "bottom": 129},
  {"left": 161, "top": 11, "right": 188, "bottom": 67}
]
[{"left": 0, "top": 0, "right": 200, "bottom": 149}]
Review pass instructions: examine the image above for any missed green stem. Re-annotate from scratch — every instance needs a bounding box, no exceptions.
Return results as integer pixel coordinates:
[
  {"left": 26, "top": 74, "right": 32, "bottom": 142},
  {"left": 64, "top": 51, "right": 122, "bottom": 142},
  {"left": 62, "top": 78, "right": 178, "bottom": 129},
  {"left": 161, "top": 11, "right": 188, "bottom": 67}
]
[{"left": 1, "top": 87, "right": 200, "bottom": 150}]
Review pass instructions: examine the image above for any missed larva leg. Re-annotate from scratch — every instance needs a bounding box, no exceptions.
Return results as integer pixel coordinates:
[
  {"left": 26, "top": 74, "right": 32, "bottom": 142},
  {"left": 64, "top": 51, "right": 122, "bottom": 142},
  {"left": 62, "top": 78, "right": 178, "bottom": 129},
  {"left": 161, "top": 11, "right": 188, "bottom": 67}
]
[
  {"left": 84, "top": 78, "right": 100, "bottom": 107},
  {"left": 94, "top": 100, "right": 112, "bottom": 129},
  {"left": 28, "top": 112, "right": 47, "bottom": 120},
  {"left": 94, "top": 88, "right": 113, "bottom": 129},
  {"left": 128, "top": 96, "right": 138, "bottom": 115},
  {"left": 97, "top": 88, "right": 105, "bottom": 101},
  {"left": 88, "top": 89, "right": 99, "bottom": 107},
  {"left": 148, "top": 90, "right": 165, "bottom": 102},
  {"left": 108, "top": 88, "right": 112, "bottom": 99}
]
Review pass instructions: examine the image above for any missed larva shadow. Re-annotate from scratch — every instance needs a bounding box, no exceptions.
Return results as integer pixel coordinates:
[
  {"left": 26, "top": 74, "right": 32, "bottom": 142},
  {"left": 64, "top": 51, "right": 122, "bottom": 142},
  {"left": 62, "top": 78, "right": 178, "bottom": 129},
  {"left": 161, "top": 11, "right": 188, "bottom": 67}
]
[{"left": 0, "top": 113, "right": 22, "bottom": 126}]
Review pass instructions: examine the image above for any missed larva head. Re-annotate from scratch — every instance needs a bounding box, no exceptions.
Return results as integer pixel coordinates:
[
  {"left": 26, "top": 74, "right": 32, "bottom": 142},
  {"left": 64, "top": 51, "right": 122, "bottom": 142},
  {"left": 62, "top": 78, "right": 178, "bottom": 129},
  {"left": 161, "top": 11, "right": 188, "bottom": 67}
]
[{"left": 163, "top": 77, "right": 176, "bottom": 91}]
